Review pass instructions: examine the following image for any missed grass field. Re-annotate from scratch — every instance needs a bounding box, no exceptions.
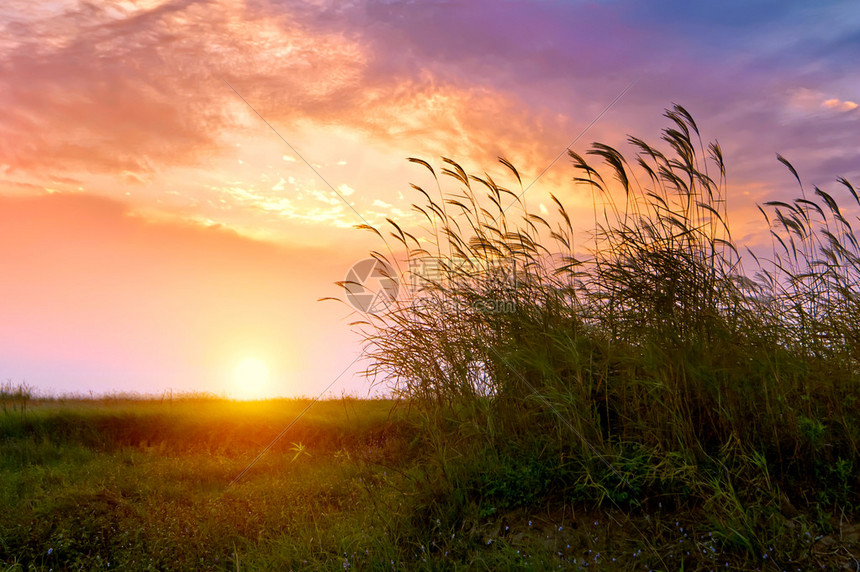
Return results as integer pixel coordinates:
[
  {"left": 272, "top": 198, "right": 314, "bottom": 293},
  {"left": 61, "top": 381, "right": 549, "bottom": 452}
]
[
  {"left": 0, "top": 392, "right": 857, "bottom": 571},
  {"left": 3, "top": 106, "right": 860, "bottom": 570},
  {"left": 1, "top": 395, "right": 417, "bottom": 571}
]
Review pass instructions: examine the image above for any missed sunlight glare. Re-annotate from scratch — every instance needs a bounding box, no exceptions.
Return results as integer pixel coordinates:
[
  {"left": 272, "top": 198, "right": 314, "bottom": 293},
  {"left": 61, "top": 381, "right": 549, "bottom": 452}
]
[{"left": 234, "top": 357, "right": 269, "bottom": 400}]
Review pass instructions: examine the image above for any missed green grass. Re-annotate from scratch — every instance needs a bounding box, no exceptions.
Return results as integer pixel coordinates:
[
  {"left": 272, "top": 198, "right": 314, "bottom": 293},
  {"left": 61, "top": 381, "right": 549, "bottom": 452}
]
[
  {"left": 1, "top": 395, "right": 415, "bottom": 571},
  {"left": 1, "top": 392, "right": 857, "bottom": 570}
]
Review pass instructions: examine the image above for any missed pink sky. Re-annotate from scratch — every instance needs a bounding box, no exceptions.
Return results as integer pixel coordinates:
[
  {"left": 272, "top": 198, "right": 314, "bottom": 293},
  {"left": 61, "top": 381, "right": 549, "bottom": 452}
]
[{"left": 1, "top": 0, "right": 858, "bottom": 397}]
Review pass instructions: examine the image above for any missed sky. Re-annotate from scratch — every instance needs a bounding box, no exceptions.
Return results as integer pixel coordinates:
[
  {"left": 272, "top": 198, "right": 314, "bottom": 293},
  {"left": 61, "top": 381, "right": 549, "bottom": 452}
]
[{"left": 1, "top": 0, "right": 858, "bottom": 398}]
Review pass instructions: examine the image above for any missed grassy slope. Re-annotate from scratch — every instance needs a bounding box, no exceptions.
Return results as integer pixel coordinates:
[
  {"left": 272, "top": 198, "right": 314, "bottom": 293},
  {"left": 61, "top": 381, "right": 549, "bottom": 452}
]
[{"left": 1, "top": 397, "right": 857, "bottom": 571}]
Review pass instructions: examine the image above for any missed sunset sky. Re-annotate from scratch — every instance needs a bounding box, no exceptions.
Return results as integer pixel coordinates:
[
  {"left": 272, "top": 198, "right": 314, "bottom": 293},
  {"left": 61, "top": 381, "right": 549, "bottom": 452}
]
[{"left": 1, "top": 0, "right": 858, "bottom": 398}]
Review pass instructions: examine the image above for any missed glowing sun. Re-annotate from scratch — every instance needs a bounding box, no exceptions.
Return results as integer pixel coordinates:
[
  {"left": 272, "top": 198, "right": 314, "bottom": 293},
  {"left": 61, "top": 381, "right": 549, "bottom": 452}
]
[{"left": 234, "top": 358, "right": 269, "bottom": 399}]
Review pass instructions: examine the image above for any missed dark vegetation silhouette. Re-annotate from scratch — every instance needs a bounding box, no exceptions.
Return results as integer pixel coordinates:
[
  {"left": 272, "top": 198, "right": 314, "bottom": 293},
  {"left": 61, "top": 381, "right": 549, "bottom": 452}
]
[{"left": 354, "top": 104, "right": 859, "bottom": 557}]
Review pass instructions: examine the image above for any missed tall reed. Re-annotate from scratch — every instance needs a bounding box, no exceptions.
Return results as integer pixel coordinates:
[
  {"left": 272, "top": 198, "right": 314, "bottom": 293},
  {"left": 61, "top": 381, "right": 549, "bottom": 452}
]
[{"left": 344, "top": 105, "right": 859, "bottom": 535}]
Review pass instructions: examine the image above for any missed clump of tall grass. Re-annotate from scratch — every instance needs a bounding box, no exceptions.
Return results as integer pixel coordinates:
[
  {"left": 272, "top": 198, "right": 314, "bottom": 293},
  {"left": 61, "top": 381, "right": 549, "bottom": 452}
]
[
  {"left": 754, "top": 158, "right": 860, "bottom": 362},
  {"left": 345, "top": 105, "right": 859, "bottom": 555},
  {"left": 1, "top": 381, "right": 33, "bottom": 415}
]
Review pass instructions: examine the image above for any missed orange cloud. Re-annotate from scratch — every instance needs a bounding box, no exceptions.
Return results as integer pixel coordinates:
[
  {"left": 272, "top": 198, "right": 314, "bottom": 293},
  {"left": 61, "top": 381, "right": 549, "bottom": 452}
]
[
  {"left": 823, "top": 98, "right": 859, "bottom": 112},
  {"left": 0, "top": 0, "right": 570, "bottom": 188},
  {"left": 786, "top": 88, "right": 859, "bottom": 116},
  {"left": 0, "top": 0, "right": 367, "bottom": 176}
]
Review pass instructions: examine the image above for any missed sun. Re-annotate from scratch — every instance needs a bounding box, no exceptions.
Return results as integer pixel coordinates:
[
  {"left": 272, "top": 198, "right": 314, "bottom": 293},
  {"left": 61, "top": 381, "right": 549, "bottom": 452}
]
[{"left": 233, "top": 358, "right": 269, "bottom": 400}]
